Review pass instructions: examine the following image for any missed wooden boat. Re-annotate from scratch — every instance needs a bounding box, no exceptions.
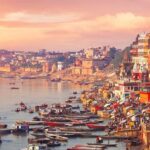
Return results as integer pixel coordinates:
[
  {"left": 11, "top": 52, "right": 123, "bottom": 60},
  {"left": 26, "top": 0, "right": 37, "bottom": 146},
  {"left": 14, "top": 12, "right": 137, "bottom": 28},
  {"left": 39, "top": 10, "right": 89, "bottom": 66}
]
[
  {"left": 59, "top": 127, "right": 94, "bottom": 132},
  {"left": 45, "top": 130, "right": 92, "bottom": 138},
  {"left": 11, "top": 87, "right": 19, "bottom": 90},
  {"left": 0, "top": 123, "right": 7, "bottom": 129},
  {"left": 71, "top": 119, "right": 104, "bottom": 126},
  {"left": 15, "top": 108, "right": 20, "bottom": 112},
  {"left": 47, "top": 117, "right": 71, "bottom": 122},
  {"left": 67, "top": 144, "right": 106, "bottom": 150},
  {"left": 12, "top": 124, "right": 29, "bottom": 134},
  {"left": 125, "top": 138, "right": 142, "bottom": 146},
  {"left": 0, "top": 128, "right": 11, "bottom": 135},
  {"left": 45, "top": 133, "right": 68, "bottom": 142},
  {"left": 72, "top": 105, "right": 80, "bottom": 109},
  {"left": 47, "top": 141, "right": 61, "bottom": 147},
  {"left": 71, "top": 122, "right": 85, "bottom": 126},
  {"left": 20, "top": 102, "right": 26, "bottom": 106},
  {"left": 31, "top": 132, "right": 46, "bottom": 138},
  {"left": 27, "top": 144, "right": 48, "bottom": 150},
  {"left": 68, "top": 96, "right": 76, "bottom": 99},
  {"left": 87, "top": 143, "right": 117, "bottom": 147},
  {"left": 58, "top": 132, "right": 78, "bottom": 138},
  {"left": 39, "top": 111, "right": 49, "bottom": 117},
  {"left": 16, "top": 120, "right": 44, "bottom": 125},
  {"left": 65, "top": 99, "right": 72, "bottom": 103},
  {"left": 86, "top": 124, "right": 107, "bottom": 131},
  {"left": 65, "top": 114, "right": 99, "bottom": 120},
  {"left": 20, "top": 105, "right": 27, "bottom": 111},
  {"left": 130, "top": 139, "right": 142, "bottom": 146},
  {"left": 28, "top": 138, "right": 50, "bottom": 144},
  {"left": 51, "top": 131, "right": 82, "bottom": 138},
  {"left": 9, "top": 82, "right": 15, "bottom": 85},
  {"left": 51, "top": 78, "right": 61, "bottom": 82},
  {"left": 28, "top": 109, "right": 34, "bottom": 113},
  {"left": 65, "top": 115, "right": 91, "bottom": 120},
  {"left": 21, "top": 76, "right": 36, "bottom": 79},
  {"left": 32, "top": 116, "right": 42, "bottom": 121},
  {"left": 68, "top": 147, "right": 104, "bottom": 150},
  {"left": 45, "top": 121, "right": 66, "bottom": 127},
  {"left": 22, "top": 144, "right": 48, "bottom": 150},
  {"left": 86, "top": 119, "right": 104, "bottom": 124},
  {"left": 73, "top": 91, "right": 77, "bottom": 94},
  {"left": 32, "top": 127, "right": 48, "bottom": 133}
]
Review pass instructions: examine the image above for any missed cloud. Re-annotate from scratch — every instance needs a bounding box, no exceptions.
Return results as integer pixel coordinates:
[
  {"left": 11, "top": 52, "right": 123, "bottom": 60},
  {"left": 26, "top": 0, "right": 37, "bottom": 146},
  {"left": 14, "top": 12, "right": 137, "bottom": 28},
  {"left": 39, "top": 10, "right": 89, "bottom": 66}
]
[
  {"left": 0, "top": 12, "right": 81, "bottom": 23},
  {"left": 73, "top": 12, "right": 148, "bottom": 31},
  {"left": 43, "top": 12, "right": 149, "bottom": 37},
  {"left": 0, "top": 12, "right": 150, "bottom": 50},
  {"left": 0, "top": 12, "right": 149, "bottom": 31}
]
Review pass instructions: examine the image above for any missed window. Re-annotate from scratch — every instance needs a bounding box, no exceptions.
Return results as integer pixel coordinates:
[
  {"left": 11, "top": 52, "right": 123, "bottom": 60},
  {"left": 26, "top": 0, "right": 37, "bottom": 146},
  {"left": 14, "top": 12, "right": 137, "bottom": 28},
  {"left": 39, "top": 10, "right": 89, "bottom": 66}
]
[{"left": 134, "top": 87, "right": 139, "bottom": 91}]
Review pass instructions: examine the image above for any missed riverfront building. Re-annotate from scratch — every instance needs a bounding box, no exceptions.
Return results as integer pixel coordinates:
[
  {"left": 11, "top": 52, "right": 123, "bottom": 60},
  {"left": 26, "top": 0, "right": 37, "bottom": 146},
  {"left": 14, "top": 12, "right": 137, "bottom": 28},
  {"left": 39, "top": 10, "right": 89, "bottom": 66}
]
[{"left": 115, "top": 33, "right": 150, "bottom": 104}]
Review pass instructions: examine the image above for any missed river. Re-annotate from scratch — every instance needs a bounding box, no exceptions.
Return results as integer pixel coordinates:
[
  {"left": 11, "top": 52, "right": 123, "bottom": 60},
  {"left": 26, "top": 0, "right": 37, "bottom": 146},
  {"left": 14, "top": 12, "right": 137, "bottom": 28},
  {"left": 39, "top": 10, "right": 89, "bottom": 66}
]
[{"left": 0, "top": 78, "right": 127, "bottom": 150}]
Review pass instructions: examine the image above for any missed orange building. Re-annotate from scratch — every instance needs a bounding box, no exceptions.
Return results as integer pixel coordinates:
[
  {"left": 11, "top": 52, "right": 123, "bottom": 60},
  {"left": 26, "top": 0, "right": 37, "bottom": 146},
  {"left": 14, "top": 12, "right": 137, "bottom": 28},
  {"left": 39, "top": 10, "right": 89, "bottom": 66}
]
[{"left": 140, "top": 82, "right": 150, "bottom": 104}]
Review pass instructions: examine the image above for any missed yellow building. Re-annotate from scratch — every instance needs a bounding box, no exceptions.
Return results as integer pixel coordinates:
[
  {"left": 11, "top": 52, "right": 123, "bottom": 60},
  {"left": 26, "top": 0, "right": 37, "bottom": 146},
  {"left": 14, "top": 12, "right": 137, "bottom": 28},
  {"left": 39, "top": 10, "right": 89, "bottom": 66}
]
[
  {"left": 0, "top": 64, "right": 13, "bottom": 72},
  {"left": 42, "top": 62, "right": 51, "bottom": 73},
  {"left": 85, "top": 48, "right": 95, "bottom": 58},
  {"left": 82, "top": 59, "right": 93, "bottom": 68},
  {"left": 24, "top": 67, "right": 41, "bottom": 73},
  {"left": 72, "top": 67, "right": 82, "bottom": 75},
  {"left": 51, "top": 64, "right": 57, "bottom": 73},
  {"left": 82, "top": 68, "right": 93, "bottom": 75}
]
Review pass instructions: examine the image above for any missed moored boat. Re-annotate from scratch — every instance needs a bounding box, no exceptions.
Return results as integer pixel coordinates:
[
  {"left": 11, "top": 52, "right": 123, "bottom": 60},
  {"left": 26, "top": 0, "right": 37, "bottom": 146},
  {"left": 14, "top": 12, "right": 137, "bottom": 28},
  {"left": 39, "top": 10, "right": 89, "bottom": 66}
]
[
  {"left": 67, "top": 144, "right": 106, "bottom": 150},
  {"left": 11, "top": 87, "right": 19, "bottom": 90},
  {"left": 73, "top": 91, "right": 77, "bottom": 94},
  {"left": 16, "top": 120, "right": 44, "bottom": 125},
  {"left": 47, "top": 140, "right": 61, "bottom": 147},
  {"left": 86, "top": 123, "right": 107, "bottom": 131},
  {"left": 15, "top": 108, "right": 20, "bottom": 112},
  {"left": 51, "top": 78, "right": 61, "bottom": 82},
  {"left": 28, "top": 137, "right": 50, "bottom": 144},
  {"left": 0, "top": 123, "right": 7, "bottom": 129},
  {"left": 45, "top": 132, "right": 68, "bottom": 142},
  {"left": 23, "top": 144, "right": 48, "bottom": 150},
  {"left": 87, "top": 143, "right": 117, "bottom": 147},
  {"left": 45, "top": 121, "right": 66, "bottom": 127},
  {"left": 28, "top": 109, "right": 34, "bottom": 113},
  {"left": 31, "top": 132, "right": 46, "bottom": 138}
]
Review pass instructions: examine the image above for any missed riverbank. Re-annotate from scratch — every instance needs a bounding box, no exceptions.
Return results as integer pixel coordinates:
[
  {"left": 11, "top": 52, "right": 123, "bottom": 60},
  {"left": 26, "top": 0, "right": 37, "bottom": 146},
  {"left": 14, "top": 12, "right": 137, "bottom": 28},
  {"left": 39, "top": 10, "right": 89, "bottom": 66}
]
[{"left": 79, "top": 79, "right": 150, "bottom": 149}]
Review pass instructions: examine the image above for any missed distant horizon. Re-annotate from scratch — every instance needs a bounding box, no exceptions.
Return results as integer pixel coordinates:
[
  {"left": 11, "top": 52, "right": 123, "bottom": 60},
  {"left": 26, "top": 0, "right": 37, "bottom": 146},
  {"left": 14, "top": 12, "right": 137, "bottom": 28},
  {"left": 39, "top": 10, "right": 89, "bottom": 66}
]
[
  {"left": 0, "top": 0, "right": 149, "bottom": 51},
  {"left": 0, "top": 44, "right": 123, "bottom": 52}
]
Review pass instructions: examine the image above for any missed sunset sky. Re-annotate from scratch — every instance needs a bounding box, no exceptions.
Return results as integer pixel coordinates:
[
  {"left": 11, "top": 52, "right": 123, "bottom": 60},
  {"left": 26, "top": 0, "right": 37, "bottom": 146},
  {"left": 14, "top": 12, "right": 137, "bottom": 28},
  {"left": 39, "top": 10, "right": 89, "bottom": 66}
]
[{"left": 0, "top": 0, "right": 150, "bottom": 51}]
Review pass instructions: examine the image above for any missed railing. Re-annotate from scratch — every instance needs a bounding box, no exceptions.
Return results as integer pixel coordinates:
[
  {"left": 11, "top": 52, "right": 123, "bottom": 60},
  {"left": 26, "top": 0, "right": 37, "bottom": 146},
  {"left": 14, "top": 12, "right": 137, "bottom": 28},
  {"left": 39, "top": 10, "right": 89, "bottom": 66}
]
[
  {"left": 145, "top": 124, "right": 150, "bottom": 131},
  {"left": 142, "top": 122, "right": 150, "bottom": 131}
]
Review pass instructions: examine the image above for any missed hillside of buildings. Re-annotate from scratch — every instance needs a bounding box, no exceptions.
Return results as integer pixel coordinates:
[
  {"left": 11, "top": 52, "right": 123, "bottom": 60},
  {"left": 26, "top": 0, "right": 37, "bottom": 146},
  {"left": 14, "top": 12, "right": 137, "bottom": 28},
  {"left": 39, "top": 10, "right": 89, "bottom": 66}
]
[{"left": 0, "top": 46, "right": 129, "bottom": 83}]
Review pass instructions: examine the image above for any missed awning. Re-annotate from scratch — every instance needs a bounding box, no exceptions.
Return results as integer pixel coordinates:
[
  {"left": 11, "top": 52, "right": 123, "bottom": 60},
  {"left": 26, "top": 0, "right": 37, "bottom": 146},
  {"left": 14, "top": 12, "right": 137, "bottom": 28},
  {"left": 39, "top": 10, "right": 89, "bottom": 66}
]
[
  {"left": 104, "top": 103, "right": 111, "bottom": 107},
  {"left": 120, "top": 119, "right": 127, "bottom": 124}
]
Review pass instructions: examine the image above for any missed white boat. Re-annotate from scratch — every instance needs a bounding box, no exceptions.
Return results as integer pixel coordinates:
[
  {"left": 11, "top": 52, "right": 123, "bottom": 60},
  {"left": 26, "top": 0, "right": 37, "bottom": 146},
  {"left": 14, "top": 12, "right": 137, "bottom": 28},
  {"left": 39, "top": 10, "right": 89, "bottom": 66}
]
[{"left": 22, "top": 144, "right": 48, "bottom": 150}]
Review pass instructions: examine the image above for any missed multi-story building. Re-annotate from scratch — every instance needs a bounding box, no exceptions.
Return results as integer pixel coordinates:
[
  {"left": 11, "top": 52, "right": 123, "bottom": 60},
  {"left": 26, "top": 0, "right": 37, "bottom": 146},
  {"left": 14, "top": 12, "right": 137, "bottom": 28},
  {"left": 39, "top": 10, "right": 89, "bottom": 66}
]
[
  {"left": 130, "top": 33, "right": 150, "bottom": 81},
  {"left": 116, "top": 33, "right": 150, "bottom": 103},
  {"left": 42, "top": 62, "right": 51, "bottom": 73}
]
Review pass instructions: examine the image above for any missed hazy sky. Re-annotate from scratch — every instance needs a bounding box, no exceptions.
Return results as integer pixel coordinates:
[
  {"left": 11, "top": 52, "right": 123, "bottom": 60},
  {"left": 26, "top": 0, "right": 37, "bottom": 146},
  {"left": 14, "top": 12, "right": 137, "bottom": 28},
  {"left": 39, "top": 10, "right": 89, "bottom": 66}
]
[{"left": 0, "top": 0, "right": 150, "bottom": 51}]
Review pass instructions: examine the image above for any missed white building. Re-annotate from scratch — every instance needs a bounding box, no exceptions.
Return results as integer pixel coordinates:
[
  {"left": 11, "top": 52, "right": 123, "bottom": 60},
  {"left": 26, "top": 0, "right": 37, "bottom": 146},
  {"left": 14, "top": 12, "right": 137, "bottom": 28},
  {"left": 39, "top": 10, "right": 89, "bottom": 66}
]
[{"left": 57, "top": 61, "right": 64, "bottom": 71}]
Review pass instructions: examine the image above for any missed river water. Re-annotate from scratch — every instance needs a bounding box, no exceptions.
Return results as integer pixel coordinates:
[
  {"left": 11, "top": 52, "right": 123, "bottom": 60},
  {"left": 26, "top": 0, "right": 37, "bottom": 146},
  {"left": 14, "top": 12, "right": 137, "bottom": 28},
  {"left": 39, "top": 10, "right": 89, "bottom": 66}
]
[{"left": 0, "top": 78, "right": 128, "bottom": 150}]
